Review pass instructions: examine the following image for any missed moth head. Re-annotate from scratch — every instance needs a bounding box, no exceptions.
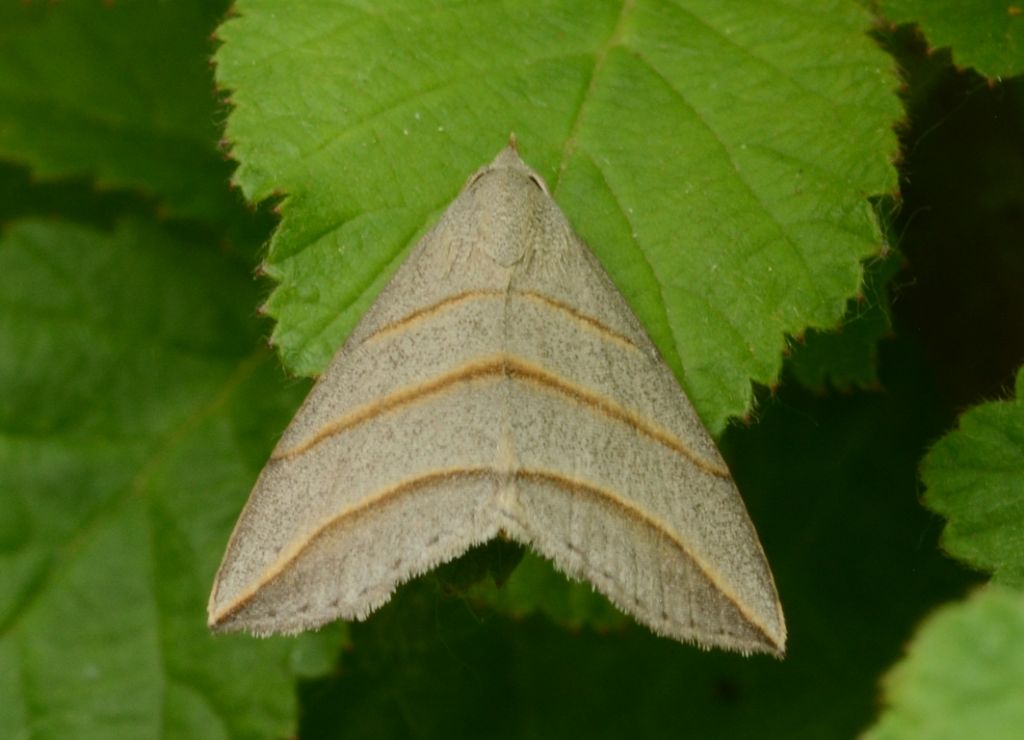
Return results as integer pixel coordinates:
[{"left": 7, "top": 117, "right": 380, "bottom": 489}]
[
  {"left": 465, "top": 144, "right": 550, "bottom": 196},
  {"left": 456, "top": 144, "right": 559, "bottom": 267}
]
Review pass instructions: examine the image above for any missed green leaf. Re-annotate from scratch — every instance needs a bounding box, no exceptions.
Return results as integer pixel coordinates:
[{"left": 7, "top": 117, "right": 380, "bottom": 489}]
[
  {"left": 878, "top": 0, "right": 1024, "bottom": 80},
  {"left": 470, "top": 551, "right": 628, "bottom": 632},
  {"left": 0, "top": 161, "right": 150, "bottom": 232},
  {"left": 921, "top": 367, "right": 1024, "bottom": 587},
  {"left": 786, "top": 243, "right": 901, "bottom": 392},
  {"left": 864, "top": 586, "right": 1024, "bottom": 740},
  {"left": 216, "top": 0, "right": 900, "bottom": 434},
  {"left": 432, "top": 541, "right": 626, "bottom": 634},
  {"left": 0, "top": 220, "right": 332, "bottom": 739},
  {"left": 0, "top": 1, "right": 241, "bottom": 223}
]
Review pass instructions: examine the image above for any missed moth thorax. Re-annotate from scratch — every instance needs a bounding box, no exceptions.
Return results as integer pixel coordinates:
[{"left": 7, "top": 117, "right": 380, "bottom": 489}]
[{"left": 471, "top": 172, "right": 545, "bottom": 267}]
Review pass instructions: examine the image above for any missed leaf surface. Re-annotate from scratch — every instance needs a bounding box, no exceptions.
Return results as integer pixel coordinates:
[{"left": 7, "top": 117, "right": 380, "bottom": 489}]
[
  {"left": 216, "top": 0, "right": 901, "bottom": 433},
  {"left": 470, "top": 551, "right": 628, "bottom": 631},
  {"left": 921, "top": 368, "right": 1024, "bottom": 587},
  {"left": 786, "top": 245, "right": 900, "bottom": 391},
  {"left": 0, "top": 220, "right": 330, "bottom": 739},
  {"left": 879, "top": 0, "right": 1024, "bottom": 79},
  {"left": 865, "top": 586, "right": 1024, "bottom": 740},
  {"left": 0, "top": 1, "right": 241, "bottom": 223}
]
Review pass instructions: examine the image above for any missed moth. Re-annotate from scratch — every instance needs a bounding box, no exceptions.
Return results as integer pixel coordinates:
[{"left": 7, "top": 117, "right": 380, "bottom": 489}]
[{"left": 208, "top": 141, "right": 786, "bottom": 656}]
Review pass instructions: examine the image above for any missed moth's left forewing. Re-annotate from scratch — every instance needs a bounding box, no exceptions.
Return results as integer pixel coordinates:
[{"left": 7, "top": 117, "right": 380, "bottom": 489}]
[{"left": 208, "top": 180, "right": 516, "bottom": 634}]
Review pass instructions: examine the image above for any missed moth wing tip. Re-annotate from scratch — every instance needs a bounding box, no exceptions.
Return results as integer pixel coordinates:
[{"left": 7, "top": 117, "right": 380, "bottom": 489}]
[
  {"left": 206, "top": 609, "right": 227, "bottom": 632},
  {"left": 206, "top": 595, "right": 241, "bottom": 634},
  {"left": 760, "top": 635, "right": 787, "bottom": 659},
  {"left": 765, "top": 610, "right": 788, "bottom": 657}
]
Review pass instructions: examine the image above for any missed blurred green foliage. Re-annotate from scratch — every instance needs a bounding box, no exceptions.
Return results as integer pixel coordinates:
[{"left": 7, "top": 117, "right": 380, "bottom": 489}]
[{"left": 0, "top": 3, "right": 1021, "bottom": 739}]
